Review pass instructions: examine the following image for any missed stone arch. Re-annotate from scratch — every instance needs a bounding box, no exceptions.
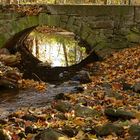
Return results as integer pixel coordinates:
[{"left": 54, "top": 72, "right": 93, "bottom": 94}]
[
  {"left": 0, "top": 13, "right": 99, "bottom": 54},
  {"left": 0, "top": 13, "right": 102, "bottom": 82},
  {"left": 0, "top": 14, "right": 83, "bottom": 48}
]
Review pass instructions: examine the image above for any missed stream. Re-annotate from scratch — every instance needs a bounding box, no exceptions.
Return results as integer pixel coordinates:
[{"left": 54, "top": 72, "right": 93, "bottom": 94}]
[
  {"left": 0, "top": 27, "right": 86, "bottom": 118},
  {"left": 0, "top": 82, "right": 83, "bottom": 118}
]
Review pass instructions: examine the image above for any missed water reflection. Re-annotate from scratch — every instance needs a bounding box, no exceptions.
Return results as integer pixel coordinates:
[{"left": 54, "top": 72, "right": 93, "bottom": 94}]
[{"left": 26, "top": 28, "right": 87, "bottom": 67}]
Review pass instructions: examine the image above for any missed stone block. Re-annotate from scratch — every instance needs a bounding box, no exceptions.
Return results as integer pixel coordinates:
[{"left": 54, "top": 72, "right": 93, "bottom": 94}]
[
  {"left": 27, "top": 16, "right": 39, "bottom": 27},
  {"left": 17, "top": 16, "right": 35, "bottom": 31},
  {"left": 9, "top": 21, "right": 21, "bottom": 34},
  {"left": 126, "top": 31, "right": 140, "bottom": 43},
  {"left": 80, "top": 24, "right": 93, "bottom": 40},
  {"left": 135, "top": 7, "right": 140, "bottom": 23},
  {"left": 66, "top": 16, "right": 75, "bottom": 29},
  {"left": 86, "top": 34, "right": 97, "bottom": 46},
  {"left": 3, "top": 23, "right": 15, "bottom": 36},
  {"left": 39, "top": 13, "right": 49, "bottom": 25},
  {"left": 59, "top": 21, "right": 67, "bottom": 29},
  {"left": 90, "top": 20, "right": 114, "bottom": 29},
  {"left": 73, "top": 25, "right": 81, "bottom": 34},
  {"left": 0, "top": 34, "right": 7, "bottom": 48},
  {"left": 45, "top": 15, "right": 60, "bottom": 27},
  {"left": 74, "top": 18, "right": 82, "bottom": 26},
  {"left": 60, "top": 15, "right": 69, "bottom": 22}
]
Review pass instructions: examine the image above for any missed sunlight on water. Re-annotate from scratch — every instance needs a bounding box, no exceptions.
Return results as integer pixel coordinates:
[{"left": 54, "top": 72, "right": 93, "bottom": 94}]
[{"left": 26, "top": 28, "right": 87, "bottom": 67}]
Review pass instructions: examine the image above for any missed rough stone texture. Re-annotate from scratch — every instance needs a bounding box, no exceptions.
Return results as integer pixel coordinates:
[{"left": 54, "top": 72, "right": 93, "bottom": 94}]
[
  {"left": 35, "top": 129, "right": 69, "bottom": 140},
  {"left": 129, "top": 125, "right": 140, "bottom": 137},
  {"left": 0, "top": 5, "right": 139, "bottom": 56},
  {"left": 94, "top": 123, "right": 124, "bottom": 136},
  {"left": 75, "top": 105, "right": 99, "bottom": 117},
  {"left": 54, "top": 101, "right": 72, "bottom": 113},
  {"left": 134, "top": 82, "right": 140, "bottom": 93},
  {"left": 104, "top": 108, "right": 135, "bottom": 120}
]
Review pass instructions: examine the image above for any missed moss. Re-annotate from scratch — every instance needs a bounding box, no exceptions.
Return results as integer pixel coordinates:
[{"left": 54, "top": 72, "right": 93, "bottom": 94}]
[
  {"left": 10, "top": 21, "right": 22, "bottom": 33},
  {"left": 45, "top": 15, "right": 60, "bottom": 27},
  {"left": 0, "top": 35, "right": 6, "bottom": 48},
  {"left": 17, "top": 17, "right": 31, "bottom": 31},
  {"left": 27, "top": 16, "right": 39, "bottom": 27},
  {"left": 66, "top": 16, "right": 75, "bottom": 30},
  {"left": 39, "top": 13, "right": 50, "bottom": 26},
  {"left": 94, "top": 41, "right": 110, "bottom": 52},
  {"left": 126, "top": 31, "right": 140, "bottom": 43}
]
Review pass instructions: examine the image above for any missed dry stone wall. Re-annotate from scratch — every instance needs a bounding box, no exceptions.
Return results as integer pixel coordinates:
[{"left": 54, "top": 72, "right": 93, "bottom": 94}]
[{"left": 0, "top": 5, "right": 140, "bottom": 56}]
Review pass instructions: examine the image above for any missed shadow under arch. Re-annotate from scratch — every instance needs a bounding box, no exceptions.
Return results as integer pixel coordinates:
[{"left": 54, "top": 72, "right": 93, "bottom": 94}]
[{"left": 1, "top": 15, "right": 102, "bottom": 83}]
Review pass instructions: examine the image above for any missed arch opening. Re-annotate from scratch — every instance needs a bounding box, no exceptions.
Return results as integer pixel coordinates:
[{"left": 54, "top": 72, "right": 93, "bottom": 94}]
[
  {"left": 3, "top": 25, "right": 101, "bottom": 83},
  {"left": 25, "top": 26, "right": 88, "bottom": 67}
]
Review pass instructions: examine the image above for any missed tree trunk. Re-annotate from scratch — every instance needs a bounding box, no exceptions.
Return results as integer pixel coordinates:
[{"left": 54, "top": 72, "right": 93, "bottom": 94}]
[{"left": 62, "top": 42, "right": 68, "bottom": 67}]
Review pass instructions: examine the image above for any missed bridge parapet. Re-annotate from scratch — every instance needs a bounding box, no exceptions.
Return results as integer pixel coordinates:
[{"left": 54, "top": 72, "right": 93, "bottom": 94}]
[{"left": 0, "top": 5, "right": 140, "bottom": 56}]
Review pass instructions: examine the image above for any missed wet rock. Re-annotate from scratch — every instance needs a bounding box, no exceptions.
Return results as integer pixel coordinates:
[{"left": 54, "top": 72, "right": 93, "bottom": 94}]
[
  {"left": 35, "top": 128, "right": 69, "bottom": 140},
  {"left": 54, "top": 93, "right": 70, "bottom": 100},
  {"left": 0, "top": 129, "right": 10, "bottom": 140},
  {"left": 0, "top": 119, "right": 7, "bottom": 125},
  {"left": 64, "top": 81, "right": 80, "bottom": 86},
  {"left": 75, "top": 105, "right": 99, "bottom": 117},
  {"left": 71, "top": 70, "right": 91, "bottom": 84},
  {"left": 105, "top": 89, "right": 123, "bottom": 100},
  {"left": 0, "top": 48, "right": 10, "bottom": 55},
  {"left": 18, "top": 132, "right": 26, "bottom": 139},
  {"left": 54, "top": 81, "right": 84, "bottom": 94},
  {"left": 25, "top": 126, "right": 36, "bottom": 134},
  {"left": 134, "top": 82, "right": 140, "bottom": 93},
  {"left": 114, "top": 92, "right": 124, "bottom": 100},
  {"left": 54, "top": 101, "right": 72, "bottom": 113},
  {"left": 0, "top": 61, "right": 22, "bottom": 89},
  {"left": 0, "top": 52, "right": 21, "bottom": 66},
  {"left": 104, "top": 108, "right": 135, "bottom": 120},
  {"left": 73, "top": 86, "right": 84, "bottom": 92},
  {"left": 137, "top": 105, "right": 140, "bottom": 111},
  {"left": 82, "top": 126, "right": 94, "bottom": 134},
  {"left": 94, "top": 123, "right": 124, "bottom": 136},
  {"left": 102, "top": 82, "right": 112, "bottom": 89},
  {"left": 59, "top": 71, "right": 69, "bottom": 79},
  {"left": 55, "top": 113, "right": 67, "bottom": 120},
  {"left": 129, "top": 125, "right": 140, "bottom": 137},
  {"left": 62, "top": 127, "right": 78, "bottom": 137},
  {"left": 77, "top": 99, "right": 87, "bottom": 106},
  {"left": 22, "top": 114, "right": 38, "bottom": 122},
  {"left": 122, "top": 82, "right": 133, "bottom": 90}
]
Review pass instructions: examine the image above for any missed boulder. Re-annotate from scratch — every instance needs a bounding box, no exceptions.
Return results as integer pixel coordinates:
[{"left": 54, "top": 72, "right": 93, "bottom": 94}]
[
  {"left": 94, "top": 123, "right": 124, "bottom": 136},
  {"left": 75, "top": 105, "right": 99, "bottom": 118},
  {"left": 134, "top": 82, "right": 140, "bottom": 93},
  {"left": 71, "top": 70, "right": 91, "bottom": 83},
  {"left": 0, "top": 62, "right": 22, "bottom": 89},
  {"left": 54, "top": 93, "right": 70, "bottom": 100},
  {"left": 54, "top": 101, "right": 72, "bottom": 113},
  {"left": 35, "top": 129, "right": 69, "bottom": 140},
  {"left": 0, "top": 52, "right": 21, "bottom": 66},
  {"left": 61, "top": 127, "right": 78, "bottom": 137},
  {"left": 104, "top": 108, "right": 135, "bottom": 120},
  {"left": 129, "top": 125, "right": 140, "bottom": 137},
  {"left": 22, "top": 114, "right": 38, "bottom": 122}
]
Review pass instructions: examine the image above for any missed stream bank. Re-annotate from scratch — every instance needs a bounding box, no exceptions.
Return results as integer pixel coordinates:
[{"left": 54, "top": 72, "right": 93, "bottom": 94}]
[{"left": 0, "top": 46, "right": 139, "bottom": 140}]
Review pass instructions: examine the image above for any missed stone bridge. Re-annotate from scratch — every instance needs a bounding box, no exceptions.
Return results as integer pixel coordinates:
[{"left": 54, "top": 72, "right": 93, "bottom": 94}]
[{"left": 1, "top": 5, "right": 140, "bottom": 55}]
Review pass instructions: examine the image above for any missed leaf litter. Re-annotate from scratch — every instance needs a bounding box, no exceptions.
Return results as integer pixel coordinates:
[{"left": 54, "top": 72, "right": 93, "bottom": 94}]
[{"left": 0, "top": 46, "right": 140, "bottom": 140}]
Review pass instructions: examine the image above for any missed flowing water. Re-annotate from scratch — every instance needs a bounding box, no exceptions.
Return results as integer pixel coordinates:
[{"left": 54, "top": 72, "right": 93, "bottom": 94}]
[
  {"left": 0, "top": 82, "right": 83, "bottom": 118},
  {"left": 0, "top": 28, "right": 86, "bottom": 118}
]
